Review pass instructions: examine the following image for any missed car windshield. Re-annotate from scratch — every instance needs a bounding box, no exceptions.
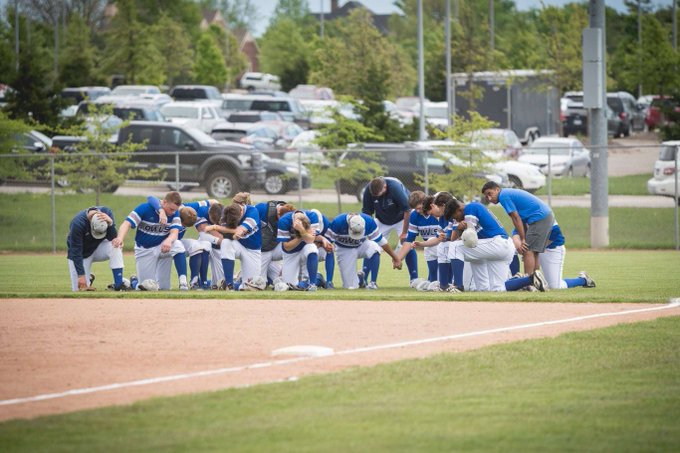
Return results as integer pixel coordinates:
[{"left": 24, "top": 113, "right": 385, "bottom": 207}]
[
  {"left": 659, "top": 145, "right": 677, "bottom": 161},
  {"left": 526, "top": 141, "right": 572, "bottom": 155},
  {"left": 425, "top": 106, "right": 448, "bottom": 118},
  {"left": 186, "top": 127, "right": 218, "bottom": 145},
  {"left": 161, "top": 106, "right": 199, "bottom": 118},
  {"left": 32, "top": 130, "right": 52, "bottom": 147},
  {"left": 228, "top": 114, "right": 260, "bottom": 123}
]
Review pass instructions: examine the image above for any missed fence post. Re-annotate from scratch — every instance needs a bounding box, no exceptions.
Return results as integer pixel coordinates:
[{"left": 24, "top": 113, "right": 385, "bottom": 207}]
[
  {"left": 175, "top": 152, "right": 180, "bottom": 190},
  {"left": 50, "top": 155, "right": 57, "bottom": 254},
  {"left": 298, "top": 147, "right": 303, "bottom": 209},
  {"left": 424, "top": 148, "right": 429, "bottom": 194},
  {"left": 547, "top": 146, "right": 552, "bottom": 209}
]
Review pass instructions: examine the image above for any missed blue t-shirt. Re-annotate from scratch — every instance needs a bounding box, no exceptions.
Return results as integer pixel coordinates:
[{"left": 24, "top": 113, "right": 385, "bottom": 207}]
[
  {"left": 405, "top": 209, "right": 441, "bottom": 243},
  {"left": 362, "top": 177, "right": 410, "bottom": 226},
  {"left": 276, "top": 210, "right": 320, "bottom": 254},
  {"left": 498, "top": 188, "right": 551, "bottom": 224},
  {"left": 326, "top": 213, "right": 384, "bottom": 248},
  {"left": 126, "top": 203, "right": 182, "bottom": 248},
  {"left": 463, "top": 202, "right": 508, "bottom": 239},
  {"left": 67, "top": 206, "right": 117, "bottom": 275}
]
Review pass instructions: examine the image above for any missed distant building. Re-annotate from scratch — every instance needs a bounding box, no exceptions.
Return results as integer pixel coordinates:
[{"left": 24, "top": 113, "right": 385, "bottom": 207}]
[{"left": 312, "top": 0, "right": 393, "bottom": 35}]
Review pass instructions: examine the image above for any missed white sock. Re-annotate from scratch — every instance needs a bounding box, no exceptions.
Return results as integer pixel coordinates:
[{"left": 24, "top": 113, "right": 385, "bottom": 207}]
[{"left": 179, "top": 275, "right": 187, "bottom": 285}]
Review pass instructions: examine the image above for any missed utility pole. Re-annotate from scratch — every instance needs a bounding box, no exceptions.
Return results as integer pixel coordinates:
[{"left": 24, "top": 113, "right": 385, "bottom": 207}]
[
  {"left": 454, "top": 0, "right": 459, "bottom": 22},
  {"left": 417, "top": 0, "right": 426, "bottom": 141},
  {"left": 320, "top": 0, "right": 324, "bottom": 39},
  {"left": 638, "top": 1, "right": 642, "bottom": 98},
  {"left": 15, "top": 0, "right": 19, "bottom": 73},
  {"left": 446, "top": 0, "right": 452, "bottom": 127},
  {"left": 673, "top": 0, "right": 677, "bottom": 50},
  {"left": 489, "top": 0, "right": 494, "bottom": 52},
  {"left": 53, "top": 1, "right": 59, "bottom": 75},
  {"left": 584, "top": 0, "right": 609, "bottom": 248}
]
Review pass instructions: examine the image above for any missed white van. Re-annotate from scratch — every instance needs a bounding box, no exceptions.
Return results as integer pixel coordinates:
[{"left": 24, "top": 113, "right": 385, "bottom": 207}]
[
  {"left": 239, "top": 72, "right": 281, "bottom": 91},
  {"left": 647, "top": 141, "right": 680, "bottom": 202}
]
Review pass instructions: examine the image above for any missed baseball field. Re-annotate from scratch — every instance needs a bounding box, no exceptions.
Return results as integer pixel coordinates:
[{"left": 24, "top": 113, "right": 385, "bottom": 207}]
[{"left": 1, "top": 248, "right": 679, "bottom": 451}]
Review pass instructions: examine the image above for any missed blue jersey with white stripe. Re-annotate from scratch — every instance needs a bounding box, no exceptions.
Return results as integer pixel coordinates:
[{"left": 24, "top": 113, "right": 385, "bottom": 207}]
[
  {"left": 236, "top": 205, "right": 262, "bottom": 250},
  {"left": 463, "top": 202, "right": 508, "bottom": 239},
  {"left": 276, "top": 210, "right": 320, "bottom": 254},
  {"left": 126, "top": 203, "right": 182, "bottom": 248},
  {"left": 405, "top": 209, "right": 441, "bottom": 242},
  {"left": 498, "top": 188, "right": 551, "bottom": 224},
  {"left": 327, "top": 213, "right": 383, "bottom": 248}
]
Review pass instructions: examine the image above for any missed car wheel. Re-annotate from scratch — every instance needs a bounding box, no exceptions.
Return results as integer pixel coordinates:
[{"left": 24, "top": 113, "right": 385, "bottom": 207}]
[
  {"left": 206, "top": 171, "right": 238, "bottom": 198},
  {"left": 508, "top": 175, "right": 523, "bottom": 189},
  {"left": 264, "top": 172, "right": 288, "bottom": 195}
]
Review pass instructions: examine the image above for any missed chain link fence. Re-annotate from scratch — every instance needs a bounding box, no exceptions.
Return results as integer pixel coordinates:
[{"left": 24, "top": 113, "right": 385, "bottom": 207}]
[{"left": 0, "top": 141, "right": 678, "bottom": 252}]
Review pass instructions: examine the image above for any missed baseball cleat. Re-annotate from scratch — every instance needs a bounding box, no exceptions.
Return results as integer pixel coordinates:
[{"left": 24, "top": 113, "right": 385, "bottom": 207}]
[
  {"left": 189, "top": 276, "right": 201, "bottom": 290},
  {"left": 446, "top": 285, "right": 462, "bottom": 293},
  {"left": 306, "top": 284, "right": 318, "bottom": 292},
  {"left": 366, "top": 281, "right": 378, "bottom": 290},
  {"left": 179, "top": 282, "right": 189, "bottom": 291},
  {"left": 316, "top": 273, "right": 327, "bottom": 289},
  {"left": 531, "top": 269, "right": 549, "bottom": 292},
  {"left": 525, "top": 285, "right": 539, "bottom": 292},
  {"left": 579, "top": 271, "right": 596, "bottom": 288},
  {"left": 357, "top": 271, "right": 366, "bottom": 288},
  {"left": 326, "top": 282, "right": 335, "bottom": 290},
  {"left": 130, "top": 275, "right": 139, "bottom": 290},
  {"left": 89, "top": 273, "right": 96, "bottom": 285}
]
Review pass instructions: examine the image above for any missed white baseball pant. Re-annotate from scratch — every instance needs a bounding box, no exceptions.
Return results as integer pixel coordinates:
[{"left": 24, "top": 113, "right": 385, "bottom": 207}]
[
  {"left": 198, "top": 232, "right": 225, "bottom": 284},
  {"left": 181, "top": 238, "right": 211, "bottom": 257},
  {"left": 281, "top": 243, "right": 318, "bottom": 285},
  {"left": 460, "top": 236, "right": 514, "bottom": 292},
  {"left": 538, "top": 245, "right": 567, "bottom": 289},
  {"left": 376, "top": 218, "right": 404, "bottom": 246},
  {"left": 134, "top": 240, "right": 186, "bottom": 290},
  {"left": 68, "top": 240, "right": 124, "bottom": 292},
  {"left": 298, "top": 244, "right": 330, "bottom": 281},
  {"left": 220, "top": 239, "right": 262, "bottom": 283},
  {"left": 260, "top": 244, "right": 284, "bottom": 282},
  {"left": 335, "top": 240, "right": 382, "bottom": 289},
  {"left": 447, "top": 240, "right": 476, "bottom": 291}
]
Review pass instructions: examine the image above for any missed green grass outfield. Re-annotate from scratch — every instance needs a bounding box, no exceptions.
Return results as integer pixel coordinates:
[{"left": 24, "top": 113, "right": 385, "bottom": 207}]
[
  {"left": 0, "top": 193, "right": 679, "bottom": 250},
  {"left": 1, "top": 316, "right": 678, "bottom": 451},
  {"left": 534, "top": 173, "right": 651, "bottom": 196},
  {"left": 1, "top": 249, "right": 679, "bottom": 303}
]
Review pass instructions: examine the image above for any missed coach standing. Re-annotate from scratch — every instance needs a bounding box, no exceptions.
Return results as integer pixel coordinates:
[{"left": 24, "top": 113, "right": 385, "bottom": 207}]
[
  {"left": 481, "top": 181, "right": 554, "bottom": 278},
  {"left": 67, "top": 206, "right": 124, "bottom": 291},
  {"left": 362, "top": 176, "right": 417, "bottom": 281}
]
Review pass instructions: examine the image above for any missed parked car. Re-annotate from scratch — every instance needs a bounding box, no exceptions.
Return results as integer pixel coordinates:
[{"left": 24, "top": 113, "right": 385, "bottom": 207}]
[
  {"left": 261, "top": 154, "right": 311, "bottom": 195},
  {"left": 60, "top": 86, "right": 111, "bottom": 117},
  {"left": 220, "top": 94, "right": 308, "bottom": 127},
  {"left": 414, "top": 139, "right": 545, "bottom": 192},
  {"left": 470, "top": 128, "right": 524, "bottom": 159},
  {"left": 518, "top": 137, "right": 590, "bottom": 177},
  {"left": 282, "top": 130, "right": 329, "bottom": 166},
  {"left": 160, "top": 101, "right": 224, "bottom": 134},
  {"left": 77, "top": 97, "right": 167, "bottom": 122},
  {"left": 169, "top": 85, "right": 222, "bottom": 104},
  {"left": 561, "top": 92, "right": 587, "bottom": 137},
  {"left": 412, "top": 101, "right": 449, "bottom": 130},
  {"left": 646, "top": 96, "right": 680, "bottom": 130},
  {"left": 1, "top": 130, "right": 57, "bottom": 185},
  {"left": 110, "top": 85, "right": 162, "bottom": 96},
  {"left": 288, "top": 84, "right": 334, "bottom": 100},
  {"left": 647, "top": 141, "right": 680, "bottom": 203},
  {"left": 239, "top": 72, "right": 281, "bottom": 91},
  {"left": 607, "top": 91, "right": 646, "bottom": 136}
]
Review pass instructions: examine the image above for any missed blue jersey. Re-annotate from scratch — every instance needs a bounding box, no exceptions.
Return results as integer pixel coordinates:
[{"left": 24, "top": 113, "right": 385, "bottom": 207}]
[
  {"left": 498, "top": 188, "right": 551, "bottom": 224},
  {"left": 317, "top": 213, "right": 331, "bottom": 237},
  {"left": 405, "top": 209, "right": 441, "bottom": 242},
  {"left": 236, "top": 205, "right": 262, "bottom": 250},
  {"left": 362, "top": 177, "right": 410, "bottom": 226},
  {"left": 512, "top": 223, "right": 564, "bottom": 249},
  {"left": 67, "top": 206, "right": 117, "bottom": 275},
  {"left": 463, "top": 202, "right": 508, "bottom": 239},
  {"left": 327, "top": 213, "right": 384, "bottom": 248},
  {"left": 126, "top": 202, "right": 182, "bottom": 248},
  {"left": 276, "top": 210, "right": 320, "bottom": 254},
  {"left": 146, "top": 197, "right": 211, "bottom": 240}
]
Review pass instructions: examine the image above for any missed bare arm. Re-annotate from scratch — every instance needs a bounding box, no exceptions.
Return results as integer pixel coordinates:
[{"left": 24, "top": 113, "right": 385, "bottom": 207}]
[
  {"left": 509, "top": 212, "right": 528, "bottom": 253},
  {"left": 112, "top": 220, "right": 132, "bottom": 248}
]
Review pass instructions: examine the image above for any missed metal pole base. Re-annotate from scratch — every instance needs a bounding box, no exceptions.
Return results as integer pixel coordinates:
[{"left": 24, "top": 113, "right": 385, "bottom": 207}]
[{"left": 590, "top": 216, "right": 609, "bottom": 248}]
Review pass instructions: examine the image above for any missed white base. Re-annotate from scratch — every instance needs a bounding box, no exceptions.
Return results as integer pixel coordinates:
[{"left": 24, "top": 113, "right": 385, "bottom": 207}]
[{"left": 272, "top": 345, "right": 334, "bottom": 358}]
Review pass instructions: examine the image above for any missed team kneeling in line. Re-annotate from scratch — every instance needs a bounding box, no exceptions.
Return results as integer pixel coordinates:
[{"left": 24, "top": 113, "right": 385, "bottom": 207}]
[{"left": 66, "top": 178, "right": 595, "bottom": 293}]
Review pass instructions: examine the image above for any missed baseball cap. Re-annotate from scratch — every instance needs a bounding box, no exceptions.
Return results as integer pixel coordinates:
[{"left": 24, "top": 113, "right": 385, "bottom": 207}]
[
  {"left": 90, "top": 215, "right": 108, "bottom": 239},
  {"left": 348, "top": 214, "right": 365, "bottom": 240}
]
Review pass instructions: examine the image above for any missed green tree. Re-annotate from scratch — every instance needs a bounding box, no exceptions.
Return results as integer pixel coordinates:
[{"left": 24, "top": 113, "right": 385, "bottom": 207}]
[
  {"left": 310, "top": 9, "right": 416, "bottom": 100},
  {"left": 271, "top": 0, "right": 309, "bottom": 24},
  {"left": 0, "top": 112, "right": 33, "bottom": 183},
  {"left": 425, "top": 112, "right": 500, "bottom": 201},
  {"left": 259, "top": 17, "right": 311, "bottom": 91},
  {"left": 207, "top": 24, "right": 248, "bottom": 89},
  {"left": 312, "top": 105, "right": 383, "bottom": 212},
  {"left": 151, "top": 14, "right": 194, "bottom": 87},
  {"left": 59, "top": 15, "right": 98, "bottom": 87},
  {"left": 194, "top": 32, "right": 228, "bottom": 88}
]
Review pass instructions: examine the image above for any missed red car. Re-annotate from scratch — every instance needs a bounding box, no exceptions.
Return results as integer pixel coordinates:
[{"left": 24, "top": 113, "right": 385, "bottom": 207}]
[{"left": 646, "top": 96, "right": 680, "bottom": 130}]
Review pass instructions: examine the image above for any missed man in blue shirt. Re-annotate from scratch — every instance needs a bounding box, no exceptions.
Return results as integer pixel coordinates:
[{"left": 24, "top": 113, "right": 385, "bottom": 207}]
[
  {"left": 362, "top": 176, "right": 416, "bottom": 281},
  {"left": 482, "top": 181, "right": 554, "bottom": 279},
  {"left": 67, "top": 206, "right": 125, "bottom": 291},
  {"left": 112, "top": 191, "right": 185, "bottom": 290}
]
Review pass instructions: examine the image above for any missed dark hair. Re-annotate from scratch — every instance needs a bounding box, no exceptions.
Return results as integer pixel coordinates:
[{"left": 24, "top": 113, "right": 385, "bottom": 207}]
[
  {"left": 164, "top": 191, "right": 182, "bottom": 205},
  {"left": 208, "top": 203, "right": 223, "bottom": 225},
  {"left": 433, "top": 191, "right": 455, "bottom": 206},
  {"left": 221, "top": 203, "right": 242, "bottom": 229},
  {"left": 481, "top": 181, "right": 501, "bottom": 194},
  {"left": 369, "top": 177, "right": 386, "bottom": 197},
  {"left": 408, "top": 190, "right": 426, "bottom": 209},
  {"left": 443, "top": 199, "right": 463, "bottom": 222},
  {"left": 422, "top": 195, "right": 435, "bottom": 214},
  {"left": 179, "top": 206, "right": 197, "bottom": 227}
]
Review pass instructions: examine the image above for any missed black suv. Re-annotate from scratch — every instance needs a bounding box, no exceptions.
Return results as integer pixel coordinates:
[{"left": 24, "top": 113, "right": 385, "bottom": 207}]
[{"left": 118, "top": 122, "right": 265, "bottom": 198}]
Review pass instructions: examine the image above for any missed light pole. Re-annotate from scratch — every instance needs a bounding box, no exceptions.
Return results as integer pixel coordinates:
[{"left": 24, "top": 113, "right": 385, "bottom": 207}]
[
  {"left": 446, "top": 0, "right": 452, "bottom": 127},
  {"left": 417, "top": 0, "right": 426, "bottom": 141}
]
